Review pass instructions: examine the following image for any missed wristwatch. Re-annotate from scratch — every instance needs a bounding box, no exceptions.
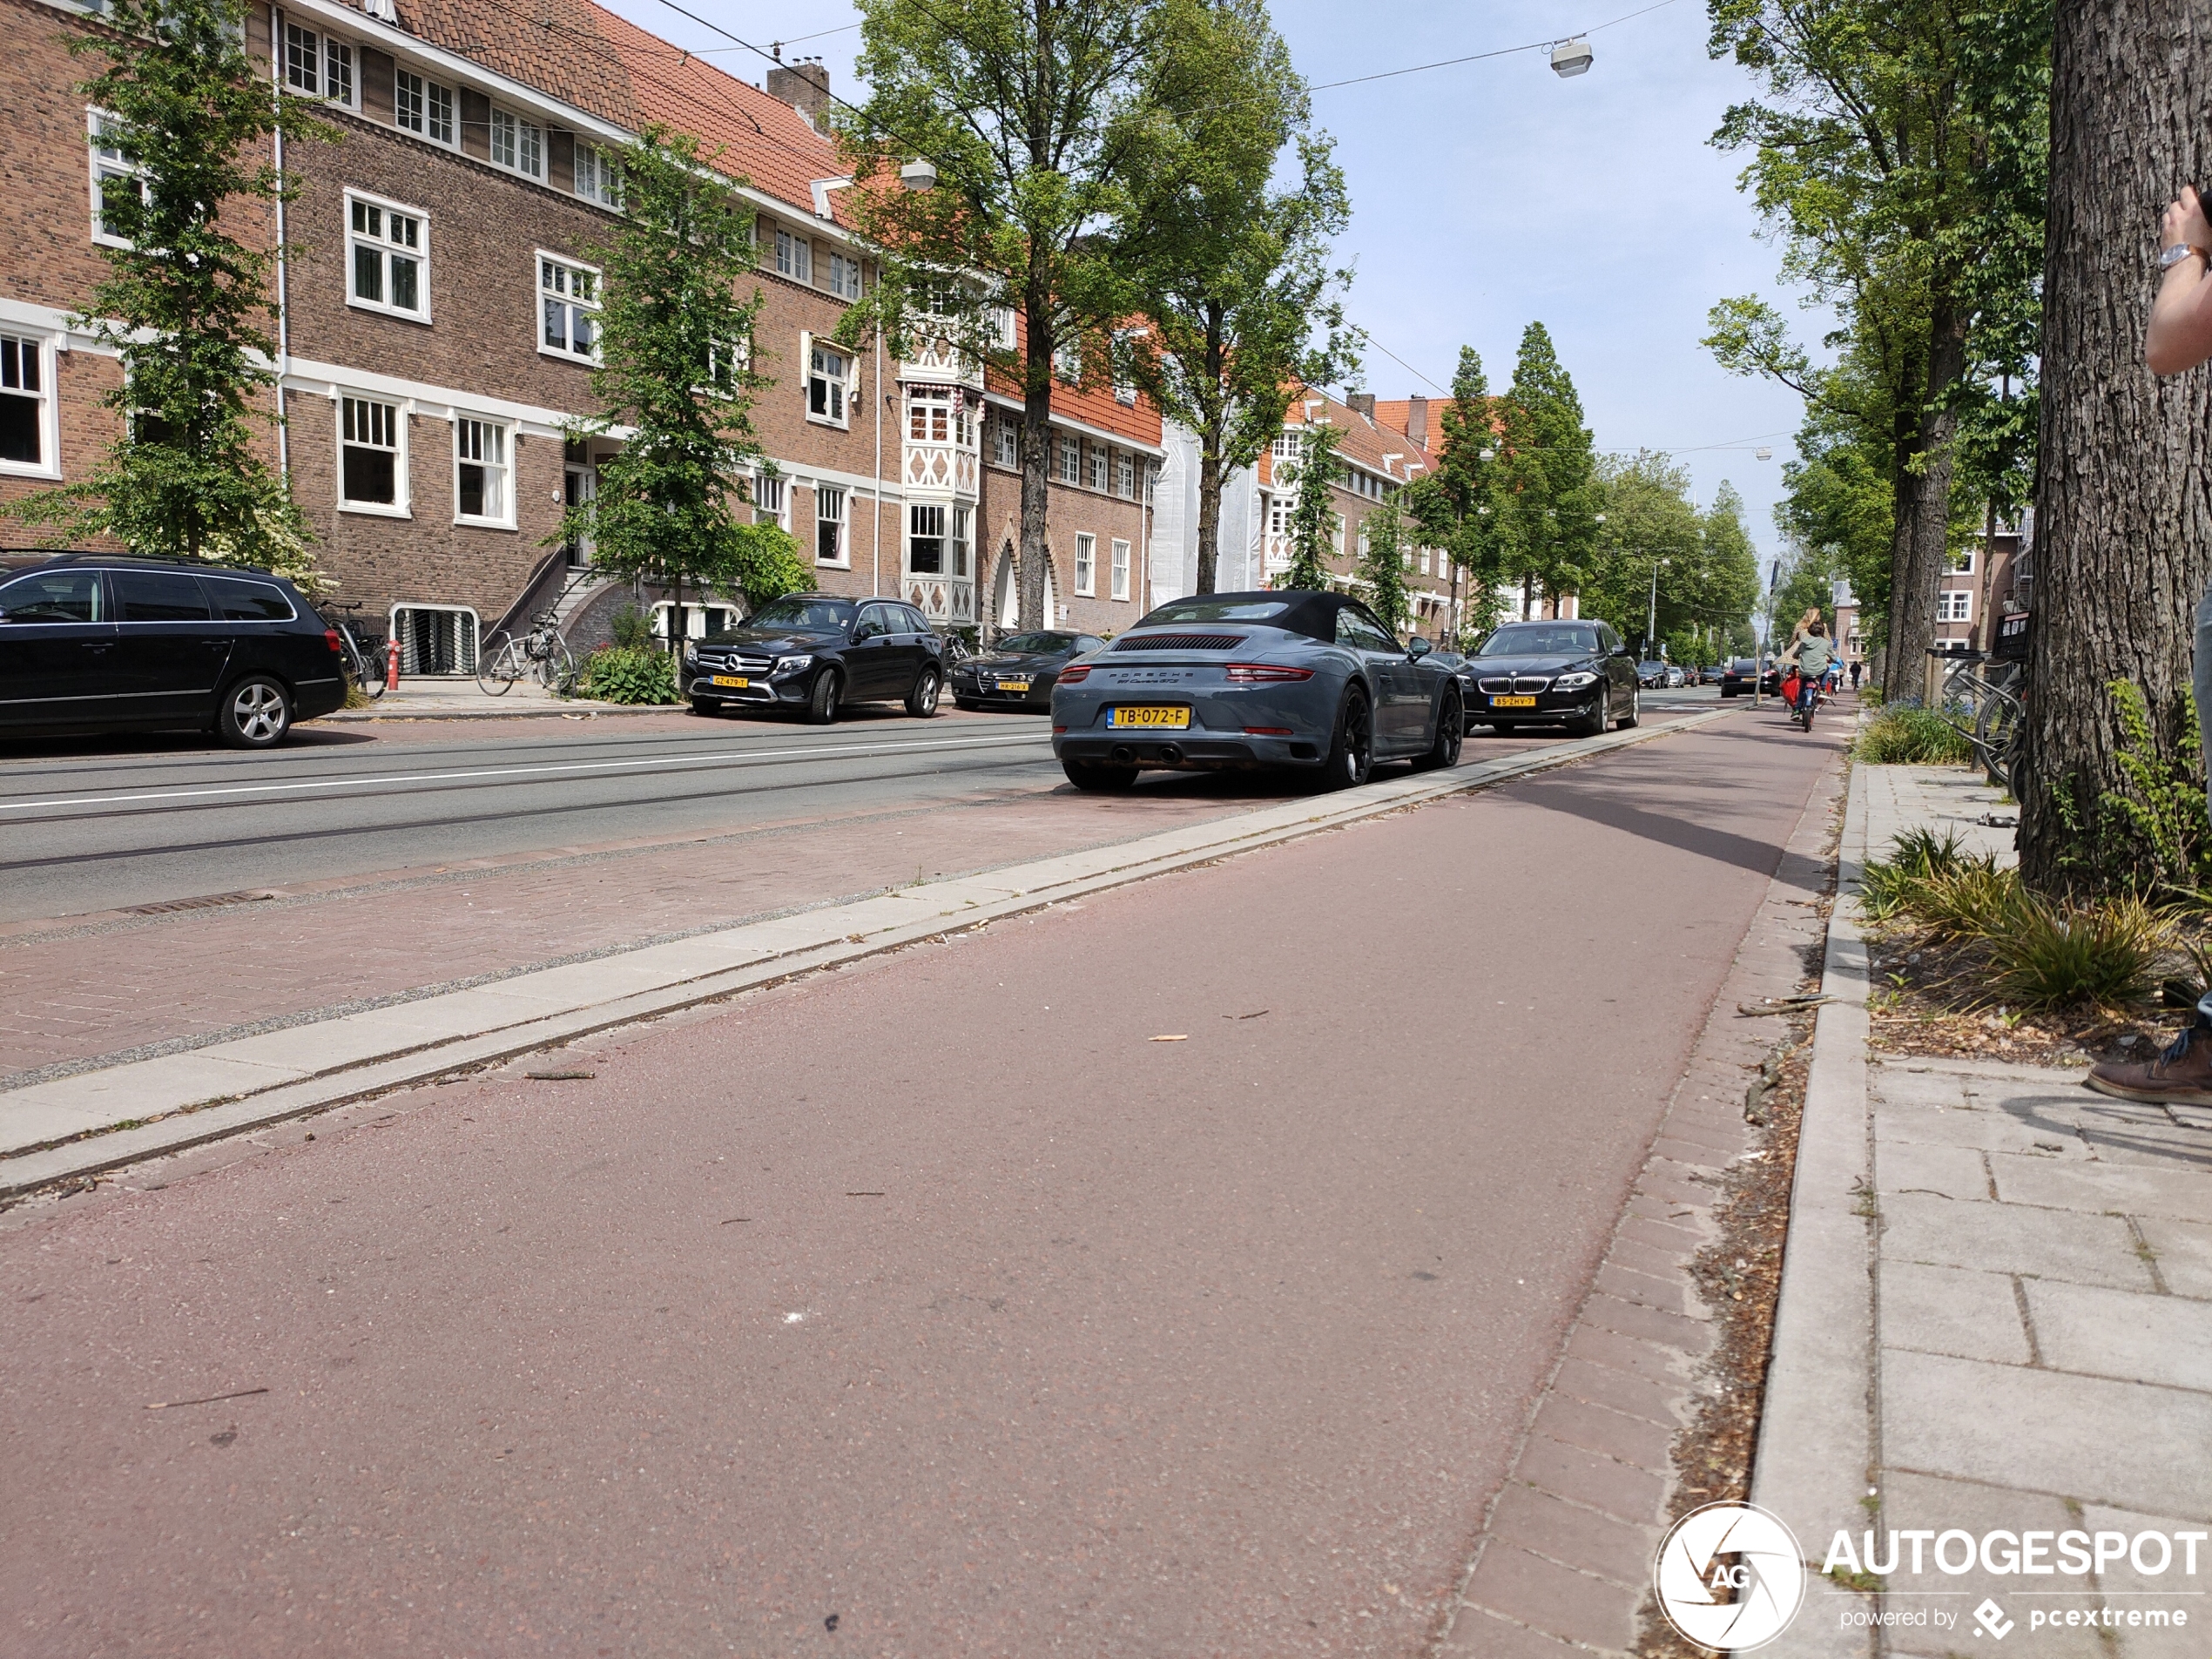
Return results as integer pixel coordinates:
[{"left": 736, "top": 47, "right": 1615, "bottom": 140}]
[{"left": 2160, "top": 241, "right": 2207, "bottom": 270}]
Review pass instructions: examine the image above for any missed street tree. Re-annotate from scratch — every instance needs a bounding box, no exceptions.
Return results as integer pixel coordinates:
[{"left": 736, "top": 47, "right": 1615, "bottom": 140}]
[
  {"left": 1703, "top": 0, "right": 2051, "bottom": 688},
  {"left": 1582, "top": 451, "right": 1705, "bottom": 651},
  {"left": 1278, "top": 419, "right": 1344, "bottom": 592},
  {"left": 1407, "top": 347, "right": 1508, "bottom": 644},
  {"left": 1355, "top": 495, "right": 1411, "bottom": 636},
  {"left": 1497, "top": 323, "right": 1602, "bottom": 619},
  {"left": 559, "top": 130, "right": 806, "bottom": 640},
  {"left": 2019, "top": 0, "right": 2212, "bottom": 890},
  {"left": 839, "top": 0, "right": 1166, "bottom": 631},
  {"left": 11, "top": 0, "right": 328, "bottom": 586},
  {"left": 1119, "top": 0, "right": 1354, "bottom": 596}
]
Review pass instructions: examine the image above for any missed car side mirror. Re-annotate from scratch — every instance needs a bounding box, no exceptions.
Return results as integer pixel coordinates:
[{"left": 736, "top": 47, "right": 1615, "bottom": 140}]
[{"left": 1406, "top": 637, "right": 1433, "bottom": 660}]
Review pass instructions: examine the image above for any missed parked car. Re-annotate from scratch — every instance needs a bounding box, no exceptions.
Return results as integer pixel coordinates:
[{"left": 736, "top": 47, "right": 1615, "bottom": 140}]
[
  {"left": 1718, "top": 656, "right": 1781, "bottom": 698},
  {"left": 952, "top": 630, "right": 1105, "bottom": 712},
  {"left": 1635, "top": 659, "right": 1669, "bottom": 689},
  {"left": 0, "top": 553, "right": 347, "bottom": 747},
  {"left": 1663, "top": 664, "right": 1687, "bottom": 689},
  {"left": 685, "top": 594, "right": 945, "bottom": 724},
  {"left": 1466, "top": 619, "right": 1641, "bottom": 736},
  {"left": 1050, "top": 590, "right": 1462, "bottom": 791}
]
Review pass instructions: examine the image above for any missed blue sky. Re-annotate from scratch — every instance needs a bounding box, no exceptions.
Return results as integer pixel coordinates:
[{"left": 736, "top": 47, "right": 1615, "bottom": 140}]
[{"left": 599, "top": 0, "right": 1813, "bottom": 573}]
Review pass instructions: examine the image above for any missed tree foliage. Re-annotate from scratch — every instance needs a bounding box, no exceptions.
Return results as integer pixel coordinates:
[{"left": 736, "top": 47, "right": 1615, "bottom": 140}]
[
  {"left": 1355, "top": 495, "right": 1410, "bottom": 636},
  {"left": 1277, "top": 420, "right": 1343, "bottom": 592},
  {"left": 12, "top": 0, "right": 328, "bottom": 587},
  {"left": 558, "top": 130, "right": 806, "bottom": 623},
  {"left": 1578, "top": 455, "right": 1760, "bottom": 655},
  {"left": 1117, "top": 0, "right": 1354, "bottom": 595},
  {"left": 1407, "top": 347, "right": 1507, "bottom": 643},
  {"left": 838, "top": 0, "right": 1165, "bottom": 631},
  {"left": 1497, "top": 323, "right": 1602, "bottom": 617}
]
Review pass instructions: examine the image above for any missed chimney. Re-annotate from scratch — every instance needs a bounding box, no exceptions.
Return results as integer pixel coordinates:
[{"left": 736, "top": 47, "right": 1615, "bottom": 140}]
[
  {"left": 769, "top": 57, "right": 831, "bottom": 131},
  {"left": 1347, "top": 392, "right": 1375, "bottom": 418},
  {"left": 1406, "top": 395, "right": 1428, "bottom": 448}
]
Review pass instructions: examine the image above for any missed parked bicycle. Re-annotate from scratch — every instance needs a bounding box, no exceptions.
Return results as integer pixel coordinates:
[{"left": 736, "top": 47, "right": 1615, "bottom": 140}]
[
  {"left": 1938, "top": 652, "right": 2026, "bottom": 791},
  {"left": 322, "top": 603, "right": 387, "bottom": 700},
  {"left": 478, "top": 610, "right": 577, "bottom": 696}
]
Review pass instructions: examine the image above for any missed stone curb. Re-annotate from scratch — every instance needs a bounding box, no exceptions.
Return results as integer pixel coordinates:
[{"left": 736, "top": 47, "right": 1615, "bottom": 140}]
[
  {"left": 322, "top": 698, "right": 666, "bottom": 721},
  {"left": 0, "top": 711, "right": 1734, "bottom": 1196},
  {"left": 1748, "top": 756, "right": 1878, "bottom": 1656}
]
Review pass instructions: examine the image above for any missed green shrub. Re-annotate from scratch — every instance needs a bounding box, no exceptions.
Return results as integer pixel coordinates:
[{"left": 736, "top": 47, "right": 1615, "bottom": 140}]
[
  {"left": 579, "top": 645, "right": 678, "bottom": 705},
  {"left": 1855, "top": 706, "right": 1974, "bottom": 765},
  {"left": 1912, "top": 864, "right": 2021, "bottom": 940},
  {"left": 1987, "top": 894, "right": 2169, "bottom": 1010},
  {"left": 1859, "top": 826, "right": 1979, "bottom": 921},
  {"left": 610, "top": 604, "right": 653, "bottom": 651}
]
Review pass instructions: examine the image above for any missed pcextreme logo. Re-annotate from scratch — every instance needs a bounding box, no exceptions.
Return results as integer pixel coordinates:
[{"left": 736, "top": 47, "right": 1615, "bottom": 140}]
[{"left": 1653, "top": 1502, "right": 1807, "bottom": 1651}]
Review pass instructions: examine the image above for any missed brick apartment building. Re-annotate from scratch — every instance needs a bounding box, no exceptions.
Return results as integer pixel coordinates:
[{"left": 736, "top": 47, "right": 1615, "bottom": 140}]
[{"left": 0, "top": 0, "right": 1163, "bottom": 667}]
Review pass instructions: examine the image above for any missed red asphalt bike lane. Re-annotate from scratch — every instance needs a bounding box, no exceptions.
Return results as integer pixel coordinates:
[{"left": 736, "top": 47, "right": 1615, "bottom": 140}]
[{"left": 0, "top": 708, "right": 1845, "bottom": 1656}]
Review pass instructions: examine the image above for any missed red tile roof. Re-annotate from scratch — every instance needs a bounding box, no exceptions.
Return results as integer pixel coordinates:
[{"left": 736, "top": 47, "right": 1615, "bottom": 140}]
[{"left": 1278, "top": 388, "right": 1436, "bottom": 486}]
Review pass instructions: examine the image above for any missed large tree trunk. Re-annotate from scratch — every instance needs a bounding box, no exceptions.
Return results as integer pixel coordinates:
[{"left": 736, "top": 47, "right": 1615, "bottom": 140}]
[
  {"left": 1019, "top": 332, "right": 1053, "bottom": 633},
  {"left": 1194, "top": 437, "right": 1223, "bottom": 596},
  {"left": 2019, "top": 0, "right": 2212, "bottom": 889},
  {"left": 1883, "top": 304, "right": 1967, "bottom": 698}
]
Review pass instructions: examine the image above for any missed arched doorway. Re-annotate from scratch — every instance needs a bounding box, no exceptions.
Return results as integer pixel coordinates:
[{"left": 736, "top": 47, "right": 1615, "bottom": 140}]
[{"left": 990, "top": 544, "right": 1058, "bottom": 632}]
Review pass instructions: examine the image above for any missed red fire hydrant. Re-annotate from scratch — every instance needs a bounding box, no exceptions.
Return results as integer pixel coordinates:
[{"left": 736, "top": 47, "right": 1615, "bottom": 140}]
[{"left": 385, "top": 637, "right": 401, "bottom": 692}]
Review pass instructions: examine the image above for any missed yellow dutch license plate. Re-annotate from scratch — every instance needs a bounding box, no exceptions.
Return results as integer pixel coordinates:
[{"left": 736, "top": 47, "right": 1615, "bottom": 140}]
[
  {"left": 710, "top": 674, "right": 750, "bottom": 689},
  {"left": 1490, "top": 695, "right": 1537, "bottom": 708},
  {"left": 996, "top": 679, "right": 1032, "bottom": 693},
  {"left": 1109, "top": 705, "right": 1190, "bottom": 729}
]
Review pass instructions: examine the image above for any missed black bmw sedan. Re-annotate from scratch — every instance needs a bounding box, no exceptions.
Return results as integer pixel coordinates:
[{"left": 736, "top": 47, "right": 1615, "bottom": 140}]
[
  {"left": 953, "top": 630, "right": 1105, "bottom": 712},
  {"left": 1465, "top": 619, "right": 1641, "bottom": 736},
  {"left": 685, "top": 594, "right": 946, "bottom": 724}
]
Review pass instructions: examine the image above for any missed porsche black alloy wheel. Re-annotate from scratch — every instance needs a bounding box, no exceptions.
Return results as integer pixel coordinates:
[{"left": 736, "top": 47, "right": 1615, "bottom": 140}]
[
  {"left": 1062, "top": 758, "right": 1137, "bottom": 792},
  {"left": 1410, "top": 689, "right": 1463, "bottom": 772},
  {"left": 1322, "top": 686, "right": 1374, "bottom": 789}
]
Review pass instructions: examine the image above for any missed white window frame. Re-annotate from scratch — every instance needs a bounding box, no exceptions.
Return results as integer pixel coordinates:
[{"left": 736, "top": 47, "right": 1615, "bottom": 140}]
[
  {"left": 488, "top": 105, "right": 542, "bottom": 179},
  {"left": 345, "top": 190, "right": 430, "bottom": 323},
  {"left": 1937, "top": 590, "right": 1973, "bottom": 624},
  {"left": 451, "top": 415, "right": 514, "bottom": 529},
  {"left": 775, "top": 227, "right": 813, "bottom": 284},
  {"left": 1073, "top": 531, "right": 1096, "bottom": 597},
  {"left": 1087, "top": 445, "right": 1108, "bottom": 492},
  {"left": 537, "top": 251, "right": 600, "bottom": 363},
  {"left": 803, "top": 334, "right": 852, "bottom": 428},
  {"left": 283, "top": 22, "right": 357, "bottom": 107},
  {"left": 651, "top": 601, "right": 739, "bottom": 642},
  {"left": 1948, "top": 546, "right": 1976, "bottom": 575},
  {"left": 1110, "top": 537, "right": 1130, "bottom": 602},
  {"left": 87, "top": 109, "right": 148, "bottom": 249},
  {"left": 814, "top": 484, "right": 848, "bottom": 566},
  {"left": 1053, "top": 341, "right": 1081, "bottom": 383},
  {"left": 0, "top": 331, "right": 61, "bottom": 480},
  {"left": 907, "top": 383, "right": 952, "bottom": 443},
  {"left": 575, "top": 143, "right": 623, "bottom": 208},
  {"left": 338, "top": 394, "right": 408, "bottom": 517},
  {"left": 1058, "top": 434, "right": 1080, "bottom": 485},
  {"left": 992, "top": 415, "right": 1017, "bottom": 469},
  {"left": 393, "top": 69, "right": 457, "bottom": 150},
  {"left": 827, "top": 252, "right": 863, "bottom": 300},
  {"left": 951, "top": 503, "right": 972, "bottom": 580},
  {"left": 753, "top": 471, "right": 789, "bottom": 529},
  {"left": 1115, "top": 452, "right": 1135, "bottom": 498}
]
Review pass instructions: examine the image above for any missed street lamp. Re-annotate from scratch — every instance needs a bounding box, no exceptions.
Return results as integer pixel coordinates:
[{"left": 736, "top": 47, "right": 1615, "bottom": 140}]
[
  {"left": 1646, "top": 556, "right": 1669, "bottom": 657},
  {"left": 899, "top": 158, "right": 939, "bottom": 192},
  {"left": 1550, "top": 38, "right": 1594, "bottom": 77}
]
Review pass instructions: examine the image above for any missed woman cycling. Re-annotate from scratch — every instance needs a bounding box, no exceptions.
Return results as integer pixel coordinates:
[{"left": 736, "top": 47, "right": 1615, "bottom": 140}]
[{"left": 1785, "top": 620, "right": 1835, "bottom": 729}]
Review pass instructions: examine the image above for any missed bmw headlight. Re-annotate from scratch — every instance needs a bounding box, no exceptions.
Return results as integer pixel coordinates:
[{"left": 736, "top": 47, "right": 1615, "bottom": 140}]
[
  {"left": 774, "top": 654, "right": 813, "bottom": 675},
  {"left": 1553, "top": 671, "right": 1599, "bottom": 690}
]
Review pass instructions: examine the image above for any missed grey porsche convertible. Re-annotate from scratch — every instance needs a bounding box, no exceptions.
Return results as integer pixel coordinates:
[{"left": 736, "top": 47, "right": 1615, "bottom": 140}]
[{"left": 1049, "top": 590, "right": 1463, "bottom": 791}]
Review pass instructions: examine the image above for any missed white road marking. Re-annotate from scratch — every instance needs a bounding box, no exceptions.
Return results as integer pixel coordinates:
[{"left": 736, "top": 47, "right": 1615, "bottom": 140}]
[{"left": 0, "top": 732, "right": 1049, "bottom": 815}]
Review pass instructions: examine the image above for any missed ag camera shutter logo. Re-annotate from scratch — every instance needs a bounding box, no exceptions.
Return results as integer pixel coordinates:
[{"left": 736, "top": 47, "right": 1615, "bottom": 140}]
[{"left": 1653, "top": 1501, "right": 1806, "bottom": 1650}]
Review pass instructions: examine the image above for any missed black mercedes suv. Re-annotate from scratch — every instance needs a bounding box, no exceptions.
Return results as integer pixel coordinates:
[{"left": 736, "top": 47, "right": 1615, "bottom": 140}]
[
  {"left": 0, "top": 554, "right": 347, "bottom": 747},
  {"left": 684, "top": 593, "right": 947, "bottom": 724}
]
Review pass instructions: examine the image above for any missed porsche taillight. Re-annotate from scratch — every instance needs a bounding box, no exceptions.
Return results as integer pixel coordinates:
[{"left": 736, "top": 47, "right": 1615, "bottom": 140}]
[
  {"left": 1059, "top": 664, "right": 1091, "bottom": 684},
  {"left": 1224, "top": 663, "right": 1313, "bottom": 683}
]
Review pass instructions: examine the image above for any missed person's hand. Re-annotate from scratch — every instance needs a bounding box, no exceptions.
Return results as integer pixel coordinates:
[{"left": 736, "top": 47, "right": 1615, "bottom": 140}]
[{"left": 2162, "top": 185, "right": 2211, "bottom": 254}]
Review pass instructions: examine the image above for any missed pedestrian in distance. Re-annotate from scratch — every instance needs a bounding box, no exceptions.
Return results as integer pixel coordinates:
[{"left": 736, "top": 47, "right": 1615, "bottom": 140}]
[
  {"left": 2088, "top": 183, "right": 2212, "bottom": 1103},
  {"left": 1849, "top": 658, "right": 1862, "bottom": 691}
]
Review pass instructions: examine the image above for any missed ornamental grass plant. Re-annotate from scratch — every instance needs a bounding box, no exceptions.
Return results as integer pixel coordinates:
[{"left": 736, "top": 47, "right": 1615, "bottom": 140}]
[{"left": 1853, "top": 706, "right": 1975, "bottom": 765}]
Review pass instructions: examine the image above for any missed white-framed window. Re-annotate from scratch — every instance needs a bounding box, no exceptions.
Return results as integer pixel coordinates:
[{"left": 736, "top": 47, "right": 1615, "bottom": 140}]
[
  {"left": 1058, "top": 434, "right": 1080, "bottom": 484},
  {"left": 1272, "top": 431, "right": 1300, "bottom": 460},
  {"left": 815, "top": 484, "right": 846, "bottom": 565},
  {"left": 753, "top": 471, "right": 788, "bottom": 529},
  {"left": 1088, "top": 446, "right": 1108, "bottom": 491},
  {"left": 827, "top": 253, "right": 862, "bottom": 300},
  {"left": 990, "top": 307, "right": 1016, "bottom": 350},
  {"left": 1053, "top": 341, "right": 1081, "bottom": 383},
  {"left": 651, "top": 601, "right": 739, "bottom": 641},
  {"left": 392, "top": 70, "right": 455, "bottom": 147},
  {"left": 453, "top": 416, "right": 511, "bottom": 526},
  {"left": 1948, "top": 546, "right": 1976, "bottom": 575},
  {"left": 0, "top": 332, "right": 57, "bottom": 477},
  {"left": 952, "top": 503, "right": 971, "bottom": 578},
  {"left": 775, "top": 228, "right": 813, "bottom": 283},
  {"left": 908, "top": 502, "right": 946, "bottom": 574},
  {"left": 1110, "top": 537, "right": 1130, "bottom": 602},
  {"left": 907, "top": 384, "right": 951, "bottom": 442},
  {"left": 538, "top": 253, "right": 599, "bottom": 361},
  {"left": 575, "top": 144, "right": 623, "bottom": 208},
  {"left": 1937, "top": 590, "right": 1973, "bottom": 624},
  {"left": 1144, "top": 461, "right": 1157, "bottom": 504},
  {"left": 347, "top": 192, "right": 428, "bottom": 320},
  {"left": 87, "top": 109, "right": 148, "bottom": 247},
  {"left": 489, "top": 106, "right": 542, "bottom": 178},
  {"left": 705, "top": 332, "right": 751, "bottom": 394},
  {"left": 1073, "top": 532, "right": 1096, "bottom": 597},
  {"left": 1115, "top": 453, "right": 1135, "bottom": 498},
  {"left": 390, "top": 604, "right": 479, "bottom": 675},
  {"left": 284, "top": 23, "right": 354, "bottom": 105},
  {"left": 1266, "top": 495, "right": 1289, "bottom": 536},
  {"left": 806, "top": 340, "right": 850, "bottom": 426},
  {"left": 992, "top": 415, "right": 1017, "bottom": 469},
  {"left": 339, "top": 395, "right": 406, "bottom": 514}
]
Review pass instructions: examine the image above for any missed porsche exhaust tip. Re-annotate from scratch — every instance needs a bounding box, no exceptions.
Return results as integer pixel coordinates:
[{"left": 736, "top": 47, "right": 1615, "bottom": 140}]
[
  {"left": 1157, "top": 744, "right": 1184, "bottom": 765},
  {"left": 1110, "top": 745, "right": 1136, "bottom": 765}
]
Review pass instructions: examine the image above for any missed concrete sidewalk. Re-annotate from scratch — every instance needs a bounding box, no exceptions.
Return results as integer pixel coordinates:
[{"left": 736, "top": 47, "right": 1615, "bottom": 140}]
[
  {"left": 1755, "top": 764, "right": 2212, "bottom": 1656},
  {"left": 323, "top": 681, "right": 665, "bottom": 720}
]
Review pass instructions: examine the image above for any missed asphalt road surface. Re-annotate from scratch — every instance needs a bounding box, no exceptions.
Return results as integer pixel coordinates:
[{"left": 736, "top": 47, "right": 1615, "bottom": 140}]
[{"left": 0, "top": 701, "right": 1843, "bottom": 1656}]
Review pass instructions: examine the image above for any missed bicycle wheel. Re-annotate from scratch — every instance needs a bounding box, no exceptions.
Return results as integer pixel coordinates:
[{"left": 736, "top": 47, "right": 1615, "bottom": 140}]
[
  {"left": 1976, "top": 688, "right": 2024, "bottom": 791},
  {"left": 477, "top": 634, "right": 523, "bottom": 695},
  {"left": 537, "top": 638, "right": 577, "bottom": 694},
  {"left": 352, "top": 632, "right": 387, "bottom": 698}
]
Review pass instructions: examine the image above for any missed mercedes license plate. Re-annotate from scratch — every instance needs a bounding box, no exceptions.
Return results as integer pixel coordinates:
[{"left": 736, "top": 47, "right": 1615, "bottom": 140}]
[
  {"left": 710, "top": 674, "right": 750, "bottom": 689},
  {"left": 1108, "top": 705, "right": 1190, "bottom": 729}
]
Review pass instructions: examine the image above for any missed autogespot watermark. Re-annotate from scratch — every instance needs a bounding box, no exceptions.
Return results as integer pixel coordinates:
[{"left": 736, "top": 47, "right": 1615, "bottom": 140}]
[{"left": 1653, "top": 1508, "right": 2208, "bottom": 1649}]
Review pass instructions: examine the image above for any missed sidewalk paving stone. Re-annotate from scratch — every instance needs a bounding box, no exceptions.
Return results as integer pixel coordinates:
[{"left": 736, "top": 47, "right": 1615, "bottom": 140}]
[
  {"left": 1993, "top": 1155, "right": 2212, "bottom": 1223},
  {"left": 2021, "top": 1279, "right": 2212, "bottom": 1391},
  {"left": 2136, "top": 1217, "right": 2212, "bottom": 1298},
  {"left": 1460, "top": 1542, "right": 1642, "bottom": 1650},
  {"left": 1878, "top": 1260, "right": 2034, "bottom": 1365},
  {"left": 1879, "top": 1187, "right": 2154, "bottom": 1291}
]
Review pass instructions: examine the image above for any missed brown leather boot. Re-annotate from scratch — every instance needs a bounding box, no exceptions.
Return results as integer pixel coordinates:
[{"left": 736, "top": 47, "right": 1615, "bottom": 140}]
[{"left": 2086, "top": 1022, "right": 2212, "bottom": 1104}]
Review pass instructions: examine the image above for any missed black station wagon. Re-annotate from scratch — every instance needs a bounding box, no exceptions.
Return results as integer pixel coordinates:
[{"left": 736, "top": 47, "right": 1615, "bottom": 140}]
[{"left": 0, "top": 554, "right": 347, "bottom": 747}]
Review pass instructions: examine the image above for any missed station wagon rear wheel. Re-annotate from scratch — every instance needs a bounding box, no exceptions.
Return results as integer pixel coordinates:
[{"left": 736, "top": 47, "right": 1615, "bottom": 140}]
[{"left": 218, "top": 676, "right": 293, "bottom": 750}]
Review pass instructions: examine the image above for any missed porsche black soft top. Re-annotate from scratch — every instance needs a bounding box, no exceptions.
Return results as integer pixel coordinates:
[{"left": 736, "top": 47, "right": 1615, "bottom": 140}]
[{"left": 1134, "top": 589, "right": 1386, "bottom": 644}]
